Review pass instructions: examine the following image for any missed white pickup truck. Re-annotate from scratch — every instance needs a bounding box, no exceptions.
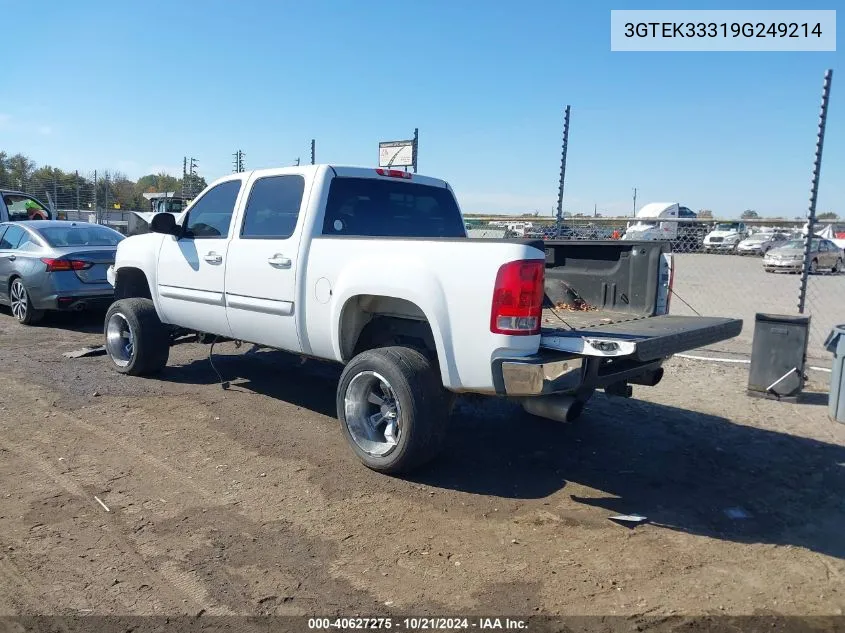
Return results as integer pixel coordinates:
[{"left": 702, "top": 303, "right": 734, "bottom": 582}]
[{"left": 104, "top": 165, "right": 741, "bottom": 473}]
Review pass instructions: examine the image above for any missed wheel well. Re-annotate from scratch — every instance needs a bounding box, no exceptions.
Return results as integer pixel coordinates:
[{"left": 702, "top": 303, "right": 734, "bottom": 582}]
[
  {"left": 340, "top": 295, "right": 437, "bottom": 362},
  {"left": 114, "top": 268, "right": 152, "bottom": 300}
]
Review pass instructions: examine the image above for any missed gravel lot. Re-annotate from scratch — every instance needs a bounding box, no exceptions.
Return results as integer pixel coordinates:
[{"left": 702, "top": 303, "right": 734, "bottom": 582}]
[
  {"left": 670, "top": 253, "right": 844, "bottom": 361},
  {"left": 0, "top": 307, "right": 843, "bottom": 619}
]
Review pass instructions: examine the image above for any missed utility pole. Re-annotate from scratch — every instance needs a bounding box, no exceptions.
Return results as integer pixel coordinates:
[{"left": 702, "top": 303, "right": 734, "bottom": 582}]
[
  {"left": 412, "top": 127, "right": 419, "bottom": 173},
  {"left": 554, "top": 105, "right": 571, "bottom": 237},
  {"left": 310, "top": 139, "right": 316, "bottom": 165},
  {"left": 188, "top": 158, "right": 198, "bottom": 197},
  {"left": 232, "top": 150, "right": 245, "bottom": 173},
  {"left": 632, "top": 187, "right": 638, "bottom": 216},
  {"left": 181, "top": 157, "right": 188, "bottom": 200},
  {"left": 295, "top": 157, "right": 301, "bottom": 166}
]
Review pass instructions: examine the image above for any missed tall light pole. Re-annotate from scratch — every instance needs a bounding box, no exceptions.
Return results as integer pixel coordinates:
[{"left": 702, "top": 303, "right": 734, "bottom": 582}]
[{"left": 632, "top": 187, "right": 638, "bottom": 216}]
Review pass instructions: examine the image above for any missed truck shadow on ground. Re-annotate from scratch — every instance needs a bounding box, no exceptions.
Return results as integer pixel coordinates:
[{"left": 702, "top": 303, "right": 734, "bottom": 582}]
[{"left": 168, "top": 349, "right": 845, "bottom": 561}]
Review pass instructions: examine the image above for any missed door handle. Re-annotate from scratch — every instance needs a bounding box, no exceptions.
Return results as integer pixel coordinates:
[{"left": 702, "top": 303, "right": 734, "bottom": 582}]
[
  {"left": 6, "top": 255, "right": 15, "bottom": 261},
  {"left": 267, "top": 254, "right": 291, "bottom": 268},
  {"left": 203, "top": 252, "right": 223, "bottom": 264}
]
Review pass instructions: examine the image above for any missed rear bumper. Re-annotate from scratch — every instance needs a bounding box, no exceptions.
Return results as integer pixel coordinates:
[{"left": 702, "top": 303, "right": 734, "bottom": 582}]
[
  {"left": 493, "top": 352, "right": 665, "bottom": 397},
  {"left": 35, "top": 289, "right": 115, "bottom": 311},
  {"left": 763, "top": 260, "right": 801, "bottom": 272},
  {"left": 494, "top": 316, "right": 743, "bottom": 396}
]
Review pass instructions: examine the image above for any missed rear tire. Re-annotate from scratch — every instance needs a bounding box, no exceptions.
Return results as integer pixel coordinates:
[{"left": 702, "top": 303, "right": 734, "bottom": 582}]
[
  {"left": 337, "top": 346, "right": 451, "bottom": 474},
  {"left": 9, "top": 278, "right": 44, "bottom": 325},
  {"left": 104, "top": 298, "right": 170, "bottom": 376}
]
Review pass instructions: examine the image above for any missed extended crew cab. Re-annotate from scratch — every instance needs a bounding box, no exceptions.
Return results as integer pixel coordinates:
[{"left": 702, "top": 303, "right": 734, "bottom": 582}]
[{"left": 104, "top": 165, "right": 741, "bottom": 473}]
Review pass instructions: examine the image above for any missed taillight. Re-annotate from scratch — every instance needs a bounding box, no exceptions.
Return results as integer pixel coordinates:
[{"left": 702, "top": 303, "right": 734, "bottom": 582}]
[
  {"left": 41, "top": 258, "right": 92, "bottom": 272},
  {"left": 490, "top": 260, "right": 545, "bottom": 336},
  {"left": 375, "top": 168, "right": 412, "bottom": 179}
]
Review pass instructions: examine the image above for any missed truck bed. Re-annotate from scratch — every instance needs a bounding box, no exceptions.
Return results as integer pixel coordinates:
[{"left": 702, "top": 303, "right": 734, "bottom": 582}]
[{"left": 541, "top": 307, "right": 643, "bottom": 331}]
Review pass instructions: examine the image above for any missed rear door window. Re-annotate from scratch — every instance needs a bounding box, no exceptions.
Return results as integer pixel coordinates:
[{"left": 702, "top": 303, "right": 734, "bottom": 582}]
[
  {"left": 0, "top": 225, "right": 25, "bottom": 249},
  {"left": 240, "top": 175, "right": 305, "bottom": 239},
  {"left": 322, "top": 177, "right": 465, "bottom": 238}
]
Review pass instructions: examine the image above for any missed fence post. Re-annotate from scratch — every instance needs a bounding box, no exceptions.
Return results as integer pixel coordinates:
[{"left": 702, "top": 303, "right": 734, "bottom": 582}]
[
  {"left": 75, "top": 171, "right": 80, "bottom": 212},
  {"left": 798, "top": 69, "right": 833, "bottom": 314},
  {"left": 554, "top": 105, "right": 571, "bottom": 238}
]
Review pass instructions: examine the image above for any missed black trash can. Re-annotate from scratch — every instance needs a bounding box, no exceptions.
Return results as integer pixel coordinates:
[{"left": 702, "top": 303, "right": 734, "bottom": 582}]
[{"left": 747, "top": 313, "right": 810, "bottom": 401}]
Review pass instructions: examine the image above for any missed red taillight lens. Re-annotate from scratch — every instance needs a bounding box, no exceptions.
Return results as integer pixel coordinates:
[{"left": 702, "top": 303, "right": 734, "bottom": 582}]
[
  {"left": 41, "top": 258, "right": 92, "bottom": 272},
  {"left": 375, "top": 168, "right": 412, "bottom": 179},
  {"left": 490, "top": 260, "right": 545, "bottom": 336}
]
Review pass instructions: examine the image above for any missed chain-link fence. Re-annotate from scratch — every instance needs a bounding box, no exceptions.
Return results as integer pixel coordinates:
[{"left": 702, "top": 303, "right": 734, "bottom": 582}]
[
  {"left": 0, "top": 173, "right": 138, "bottom": 234},
  {"left": 471, "top": 217, "right": 844, "bottom": 363}
]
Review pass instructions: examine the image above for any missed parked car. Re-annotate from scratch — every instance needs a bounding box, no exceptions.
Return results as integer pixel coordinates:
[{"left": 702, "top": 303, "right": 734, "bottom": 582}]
[
  {"left": 737, "top": 231, "right": 789, "bottom": 256},
  {"left": 103, "top": 164, "right": 741, "bottom": 474},
  {"left": 0, "top": 189, "right": 55, "bottom": 222},
  {"left": 703, "top": 222, "right": 749, "bottom": 253},
  {"left": 763, "top": 238, "right": 843, "bottom": 274},
  {"left": 0, "top": 221, "right": 123, "bottom": 324}
]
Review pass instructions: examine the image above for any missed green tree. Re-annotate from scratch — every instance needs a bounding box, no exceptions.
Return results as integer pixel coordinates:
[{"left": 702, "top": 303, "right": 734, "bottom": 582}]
[
  {"left": 6, "top": 153, "right": 35, "bottom": 189},
  {"left": 741, "top": 209, "right": 759, "bottom": 219},
  {"left": 818, "top": 211, "right": 839, "bottom": 221}
]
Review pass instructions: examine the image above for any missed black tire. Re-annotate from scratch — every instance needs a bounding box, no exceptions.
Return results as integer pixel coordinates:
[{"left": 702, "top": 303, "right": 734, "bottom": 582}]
[
  {"left": 104, "top": 298, "right": 170, "bottom": 376},
  {"left": 9, "top": 277, "right": 44, "bottom": 325},
  {"left": 337, "top": 346, "right": 451, "bottom": 474},
  {"left": 833, "top": 258, "right": 842, "bottom": 274}
]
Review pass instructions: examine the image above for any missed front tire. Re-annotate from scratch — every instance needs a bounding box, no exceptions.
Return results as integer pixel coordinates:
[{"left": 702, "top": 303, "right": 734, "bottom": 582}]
[
  {"left": 104, "top": 298, "right": 170, "bottom": 376},
  {"left": 337, "top": 346, "right": 451, "bottom": 474},
  {"left": 9, "top": 278, "right": 44, "bottom": 325},
  {"left": 833, "top": 258, "right": 843, "bottom": 274}
]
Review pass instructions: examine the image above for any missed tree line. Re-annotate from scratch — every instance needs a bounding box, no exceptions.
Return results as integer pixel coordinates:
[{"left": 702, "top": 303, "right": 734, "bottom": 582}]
[{"left": 0, "top": 151, "right": 207, "bottom": 211}]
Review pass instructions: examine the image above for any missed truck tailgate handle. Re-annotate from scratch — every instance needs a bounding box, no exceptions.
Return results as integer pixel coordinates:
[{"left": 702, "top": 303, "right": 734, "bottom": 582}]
[{"left": 267, "top": 254, "right": 291, "bottom": 268}]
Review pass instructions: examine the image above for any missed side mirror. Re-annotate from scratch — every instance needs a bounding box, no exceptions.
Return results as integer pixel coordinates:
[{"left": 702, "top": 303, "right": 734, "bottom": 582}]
[{"left": 150, "top": 212, "right": 181, "bottom": 237}]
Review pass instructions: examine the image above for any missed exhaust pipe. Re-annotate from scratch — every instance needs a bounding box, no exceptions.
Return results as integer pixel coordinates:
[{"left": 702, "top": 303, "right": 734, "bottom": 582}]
[
  {"left": 521, "top": 395, "right": 584, "bottom": 423},
  {"left": 628, "top": 368, "right": 664, "bottom": 387},
  {"left": 73, "top": 301, "right": 87, "bottom": 311}
]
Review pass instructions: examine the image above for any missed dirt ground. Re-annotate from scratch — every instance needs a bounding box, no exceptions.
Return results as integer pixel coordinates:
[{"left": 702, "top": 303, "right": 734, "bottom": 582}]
[{"left": 1, "top": 308, "right": 844, "bottom": 619}]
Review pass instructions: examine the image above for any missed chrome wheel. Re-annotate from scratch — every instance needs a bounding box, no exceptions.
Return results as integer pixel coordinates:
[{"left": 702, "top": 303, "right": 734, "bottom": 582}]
[
  {"left": 105, "top": 312, "right": 134, "bottom": 368},
  {"left": 343, "top": 371, "right": 401, "bottom": 457},
  {"left": 10, "top": 280, "right": 28, "bottom": 321}
]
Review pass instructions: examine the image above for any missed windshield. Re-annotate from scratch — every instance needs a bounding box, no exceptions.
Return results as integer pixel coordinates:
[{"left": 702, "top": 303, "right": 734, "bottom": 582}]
[
  {"left": 36, "top": 224, "right": 124, "bottom": 247},
  {"left": 630, "top": 222, "right": 657, "bottom": 229},
  {"left": 780, "top": 239, "right": 817, "bottom": 250},
  {"left": 715, "top": 223, "right": 739, "bottom": 231}
]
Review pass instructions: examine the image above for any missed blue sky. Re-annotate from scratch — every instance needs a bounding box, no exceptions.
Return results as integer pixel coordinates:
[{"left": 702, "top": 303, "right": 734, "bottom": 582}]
[{"left": 1, "top": 0, "right": 841, "bottom": 217}]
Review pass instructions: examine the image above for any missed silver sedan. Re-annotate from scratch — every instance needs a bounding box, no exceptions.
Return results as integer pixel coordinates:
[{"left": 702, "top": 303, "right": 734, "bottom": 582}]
[{"left": 0, "top": 221, "right": 123, "bottom": 325}]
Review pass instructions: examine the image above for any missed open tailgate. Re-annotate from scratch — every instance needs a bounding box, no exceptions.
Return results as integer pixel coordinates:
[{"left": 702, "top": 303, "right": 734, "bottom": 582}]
[{"left": 541, "top": 315, "right": 742, "bottom": 361}]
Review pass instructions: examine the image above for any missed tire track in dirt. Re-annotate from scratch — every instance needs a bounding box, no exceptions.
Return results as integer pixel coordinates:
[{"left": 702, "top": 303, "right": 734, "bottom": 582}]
[
  {"left": 0, "top": 379, "right": 408, "bottom": 615},
  {"left": 0, "top": 433, "right": 234, "bottom": 615}
]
